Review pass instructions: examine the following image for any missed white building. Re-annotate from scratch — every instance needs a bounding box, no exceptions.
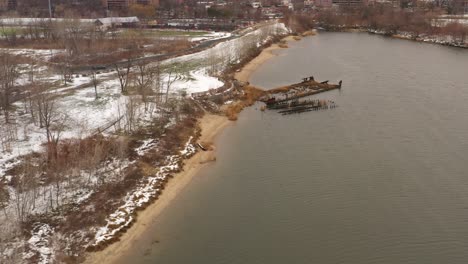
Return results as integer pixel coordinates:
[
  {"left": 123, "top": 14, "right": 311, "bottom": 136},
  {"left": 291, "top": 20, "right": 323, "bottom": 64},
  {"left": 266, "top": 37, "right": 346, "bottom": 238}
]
[{"left": 251, "top": 1, "right": 262, "bottom": 8}]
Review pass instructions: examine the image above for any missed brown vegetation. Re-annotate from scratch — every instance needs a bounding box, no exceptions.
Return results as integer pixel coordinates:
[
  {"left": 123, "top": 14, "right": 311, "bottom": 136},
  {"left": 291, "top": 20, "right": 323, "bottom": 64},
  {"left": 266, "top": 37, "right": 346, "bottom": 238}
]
[
  {"left": 1, "top": 88, "right": 204, "bottom": 260},
  {"left": 315, "top": 6, "right": 468, "bottom": 43},
  {"left": 225, "top": 85, "right": 265, "bottom": 121},
  {"left": 278, "top": 40, "right": 289, "bottom": 48},
  {"left": 302, "top": 30, "right": 316, "bottom": 37},
  {"left": 0, "top": 21, "right": 191, "bottom": 67}
]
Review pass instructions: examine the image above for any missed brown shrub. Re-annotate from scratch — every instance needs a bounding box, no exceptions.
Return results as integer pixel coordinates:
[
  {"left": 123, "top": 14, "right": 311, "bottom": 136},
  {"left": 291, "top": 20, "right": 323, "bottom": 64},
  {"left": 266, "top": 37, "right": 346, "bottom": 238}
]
[
  {"left": 226, "top": 102, "right": 244, "bottom": 121},
  {"left": 302, "top": 30, "right": 317, "bottom": 37},
  {"left": 225, "top": 86, "right": 265, "bottom": 121}
]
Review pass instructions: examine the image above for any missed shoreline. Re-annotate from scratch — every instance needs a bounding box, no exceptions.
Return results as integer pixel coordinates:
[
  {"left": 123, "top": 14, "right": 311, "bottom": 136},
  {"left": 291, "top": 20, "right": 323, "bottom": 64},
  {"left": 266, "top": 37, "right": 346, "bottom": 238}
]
[
  {"left": 323, "top": 27, "right": 468, "bottom": 49},
  {"left": 84, "top": 33, "right": 295, "bottom": 264},
  {"left": 84, "top": 114, "right": 230, "bottom": 264},
  {"left": 235, "top": 35, "right": 296, "bottom": 84}
]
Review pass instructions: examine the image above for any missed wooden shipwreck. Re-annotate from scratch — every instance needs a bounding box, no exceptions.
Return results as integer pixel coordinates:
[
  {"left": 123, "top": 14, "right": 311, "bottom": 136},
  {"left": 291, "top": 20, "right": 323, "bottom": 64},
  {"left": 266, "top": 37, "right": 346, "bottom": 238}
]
[{"left": 258, "top": 77, "right": 342, "bottom": 115}]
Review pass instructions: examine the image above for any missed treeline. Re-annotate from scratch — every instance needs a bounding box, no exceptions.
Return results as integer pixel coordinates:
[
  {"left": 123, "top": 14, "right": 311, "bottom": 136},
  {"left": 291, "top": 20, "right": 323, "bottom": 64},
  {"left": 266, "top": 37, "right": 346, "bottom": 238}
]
[
  {"left": 4, "top": 0, "right": 107, "bottom": 17},
  {"left": 0, "top": 19, "right": 191, "bottom": 66},
  {"left": 311, "top": 5, "right": 468, "bottom": 43}
]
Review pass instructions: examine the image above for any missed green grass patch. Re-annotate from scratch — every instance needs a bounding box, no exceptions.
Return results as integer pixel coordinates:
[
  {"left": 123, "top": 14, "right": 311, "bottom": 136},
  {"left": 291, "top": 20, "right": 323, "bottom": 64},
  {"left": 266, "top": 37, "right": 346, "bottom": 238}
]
[
  {"left": 122, "top": 29, "right": 209, "bottom": 38},
  {"left": 0, "top": 27, "right": 26, "bottom": 36}
]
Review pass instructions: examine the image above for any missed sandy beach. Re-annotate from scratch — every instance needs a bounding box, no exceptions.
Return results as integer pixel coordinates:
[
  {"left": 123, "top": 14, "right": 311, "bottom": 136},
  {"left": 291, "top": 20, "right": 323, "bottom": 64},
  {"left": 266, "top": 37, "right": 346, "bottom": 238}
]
[
  {"left": 84, "top": 34, "right": 295, "bottom": 264},
  {"left": 84, "top": 114, "right": 230, "bottom": 264},
  {"left": 234, "top": 36, "right": 295, "bottom": 84}
]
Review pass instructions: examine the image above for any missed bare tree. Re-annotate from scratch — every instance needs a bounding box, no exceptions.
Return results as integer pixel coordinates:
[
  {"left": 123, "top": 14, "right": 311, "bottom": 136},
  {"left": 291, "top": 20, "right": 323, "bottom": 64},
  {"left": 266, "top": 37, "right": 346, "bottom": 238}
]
[
  {"left": 114, "top": 60, "right": 132, "bottom": 94},
  {"left": 444, "top": 22, "right": 468, "bottom": 44},
  {"left": 59, "top": 53, "right": 73, "bottom": 85},
  {"left": 11, "top": 164, "right": 39, "bottom": 225},
  {"left": 153, "top": 61, "right": 162, "bottom": 104},
  {"left": 163, "top": 64, "right": 183, "bottom": 104},
  {"left": 27, "top": 57, "right": 38, "bottom": 84},
  {"left": 0, "top": 53, "right": 20, "bottom": 123},
  {"left": 123, "top": 96, "right": 138, "bottom": 133},
  {"left": 91, "top": 70, "right": 99, "bottom": 99},
  {"left": 52, "top": 16, "right": 89, "bottom": 57},
  {"left": 0, "top": 123, "right": 18, "bottom": 153},
  {"left": 135, "top": 62, "right": 156, "bottom": 110},
  {"left": 36, "top": 94, "right": 67, "bottom": 161}
]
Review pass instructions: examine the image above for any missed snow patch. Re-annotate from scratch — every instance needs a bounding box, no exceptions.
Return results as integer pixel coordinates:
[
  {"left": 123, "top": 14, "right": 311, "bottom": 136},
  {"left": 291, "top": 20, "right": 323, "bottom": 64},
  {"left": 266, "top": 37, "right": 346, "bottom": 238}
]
[
  {"left": 135, "top": 139, "right": 159, "bottom": 156},
  {"left": 24, "top": 224, "right": 54, "bottom": 264},
  {"left": 191, "top": 31, "right": 232, "bottom": 42},
  {"left": 90, "top": 137, "right": 197, "bottom": 248}
]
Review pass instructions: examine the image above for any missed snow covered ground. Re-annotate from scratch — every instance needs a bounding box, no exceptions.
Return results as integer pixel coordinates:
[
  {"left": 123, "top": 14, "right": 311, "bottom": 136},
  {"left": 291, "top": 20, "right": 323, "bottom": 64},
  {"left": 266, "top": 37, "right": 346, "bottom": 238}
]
[
  {"left": 0, "top": 48, "right": 64, "bottom": 61},
  {"left": 167, "top": 68, "right": 224, "bottom": 94},
  {"left": 368, "top": 29, "right": 468, "bottom": 48},
  {"left": 91, "top": 137, "right": 196, "bottom": 249},
  {"left": 432, "top": 18, "right": 468, "bottom": 27},
  {"left": 0, "top": 68, "right": 214, "bottom": 180},
  {"left": 0, "top": 21, "right": 290, "bottom": 263},
  {"left": 1, "top": 21, "right": 289, "bottom": 183},
  {"left": 0, "top": 73, "right": 125, "bottom": 180},
  {"left": 170, "top": 22, "right": 289, "bottom": 67},
  {"left": 190, "top": 31, "right": 232, "bottom": 42}
]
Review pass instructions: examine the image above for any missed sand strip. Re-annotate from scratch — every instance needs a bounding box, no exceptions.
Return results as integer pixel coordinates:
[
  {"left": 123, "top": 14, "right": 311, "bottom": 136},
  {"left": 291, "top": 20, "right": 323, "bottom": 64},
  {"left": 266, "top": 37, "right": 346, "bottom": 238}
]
[
  {"left": 84, "top": 114, "right": 230, "bottom": 264},
  {"left": 234, "top": 36, "right": 294, "bottom": 84}
]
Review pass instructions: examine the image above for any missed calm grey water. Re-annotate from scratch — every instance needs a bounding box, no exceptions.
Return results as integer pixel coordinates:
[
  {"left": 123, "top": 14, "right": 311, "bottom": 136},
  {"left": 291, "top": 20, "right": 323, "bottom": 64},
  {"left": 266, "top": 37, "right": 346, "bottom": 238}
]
[{"left": 118, "top": 32, "right": 468, "bottom": 264}]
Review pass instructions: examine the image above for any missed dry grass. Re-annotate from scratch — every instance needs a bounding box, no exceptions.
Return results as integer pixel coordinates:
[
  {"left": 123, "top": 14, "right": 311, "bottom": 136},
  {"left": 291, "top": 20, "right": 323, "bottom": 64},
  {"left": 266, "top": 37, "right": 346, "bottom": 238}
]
[
  {"left": 48, "top": 38, "right": 191, "bottom": 66},
  {"left": 138, "top": 161, "right": 159, "bottom": 176},
  {"left": 244, "top": 86, "right": 266, "bottom": 104},
  {"left": 302, "top": 30, "right": 317, "bottom": 37},
  {"left": 225, "top": 86, "right": 266, "bottom": 121},
  {"left": 225, "top": 102, "right": 244, "bottom": 121},
  {"left": 268, "top": 86, "right": 290, "bottom": 94}
]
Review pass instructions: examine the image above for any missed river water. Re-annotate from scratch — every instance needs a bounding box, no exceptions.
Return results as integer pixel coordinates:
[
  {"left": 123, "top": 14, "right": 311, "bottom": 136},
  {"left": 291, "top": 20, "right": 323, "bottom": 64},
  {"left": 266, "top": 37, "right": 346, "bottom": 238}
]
[{"left": 118, "top": 32, "right": 468, "bottom": 264}]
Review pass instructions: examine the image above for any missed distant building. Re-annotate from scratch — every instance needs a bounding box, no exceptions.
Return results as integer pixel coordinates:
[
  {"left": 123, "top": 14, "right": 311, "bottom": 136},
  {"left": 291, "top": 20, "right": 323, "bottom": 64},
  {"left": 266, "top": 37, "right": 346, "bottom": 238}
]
[
  {"left": 0, "top": 0, "right": 16, "bottom": 11},
  {"left": 460, "top": 0, "right": 468, "bottom": 13},
  {"left": 332, "top": 0, "right": 364, "bottom": 6},
  {"left": 1, "top": 0, "right": 159, "bottom": 12},
  {"left": 164, "top": 18, "right": 238, "bottom": 31},
  {"left": 313, "top": 0, "right": 333, "bottom": 7},
  {"left": 95, "top": 16, "right": 140, "bottom": 28},
  {"left": 250, "top": 1, "right": 263, "bottom": 8},
  {"left": 0, "top": 17, "right": 140, "bottom": 30},
  {"left": 281, "top": 0, "right": 294, "bottom": 9},
  {"left": 102, "top": 0, "right": 159, "bottom": 10},
  {"left": 261, "top": 6, "right": 283, "bottom": 18}
]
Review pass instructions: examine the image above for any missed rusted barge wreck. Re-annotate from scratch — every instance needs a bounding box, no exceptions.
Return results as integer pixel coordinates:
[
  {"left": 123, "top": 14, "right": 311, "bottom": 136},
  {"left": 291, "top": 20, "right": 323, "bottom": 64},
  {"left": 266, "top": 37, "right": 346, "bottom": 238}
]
[
  {"left": 279, "top": 100, "right": 338, "bottom": 115},
  {"left": 259, "top": 77, "right": 342, "bottom": 106},
  {"left": 258, "top": 77, "right": 342, "bottom": 114}
]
